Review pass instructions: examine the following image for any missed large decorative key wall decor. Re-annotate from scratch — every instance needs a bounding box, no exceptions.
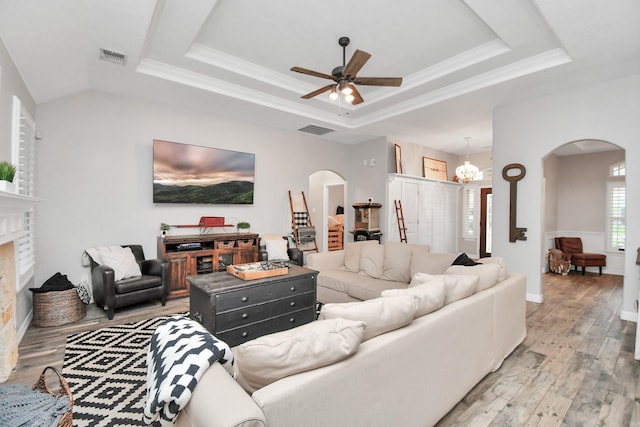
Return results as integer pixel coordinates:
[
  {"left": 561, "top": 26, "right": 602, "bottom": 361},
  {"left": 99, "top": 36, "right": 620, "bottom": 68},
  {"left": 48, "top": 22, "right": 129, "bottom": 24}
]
[{"left": 502, "top": 163, "right": 527, "bottom": 243}]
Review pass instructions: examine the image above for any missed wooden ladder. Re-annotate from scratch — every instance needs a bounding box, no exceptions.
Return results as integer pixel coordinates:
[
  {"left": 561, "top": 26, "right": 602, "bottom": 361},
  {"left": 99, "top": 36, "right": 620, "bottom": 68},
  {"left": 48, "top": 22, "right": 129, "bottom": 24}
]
[
  {"left": 394, "top": 199, "right": 408, "bottom": 243},
  {"left": 289, "top": 191, "right": 319, "bottom": 253}
]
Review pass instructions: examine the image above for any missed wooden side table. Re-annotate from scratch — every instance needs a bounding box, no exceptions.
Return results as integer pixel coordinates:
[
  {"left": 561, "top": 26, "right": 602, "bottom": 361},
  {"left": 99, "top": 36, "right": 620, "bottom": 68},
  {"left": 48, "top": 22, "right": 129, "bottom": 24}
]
[{"left": 188, "top": 265, "right": 317, "bottom": 346}]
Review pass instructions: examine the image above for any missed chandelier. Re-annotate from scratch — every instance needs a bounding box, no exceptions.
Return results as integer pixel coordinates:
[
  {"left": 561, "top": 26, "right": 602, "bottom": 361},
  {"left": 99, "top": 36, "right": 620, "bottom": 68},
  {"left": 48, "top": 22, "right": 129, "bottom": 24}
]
[{"left": 455, "top": 137, "right": 479, "bottom": 183}]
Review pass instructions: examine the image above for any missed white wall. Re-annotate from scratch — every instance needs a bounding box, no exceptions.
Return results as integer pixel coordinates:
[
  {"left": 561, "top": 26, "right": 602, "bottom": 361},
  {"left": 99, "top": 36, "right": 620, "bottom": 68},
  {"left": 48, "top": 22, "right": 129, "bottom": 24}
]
[
  {"left": 33, "top": 91, "right": 360, "bottom": 296},
  {"left": 493, "top": 74, "right": 640, "bottom": 321}
]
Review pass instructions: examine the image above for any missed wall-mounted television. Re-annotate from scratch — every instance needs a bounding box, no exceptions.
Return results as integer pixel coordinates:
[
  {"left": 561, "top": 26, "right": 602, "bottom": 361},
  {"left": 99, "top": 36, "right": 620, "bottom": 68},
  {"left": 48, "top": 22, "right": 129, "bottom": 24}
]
[{"left": 153, "top": 140, "right": 255, "bottom": 204}]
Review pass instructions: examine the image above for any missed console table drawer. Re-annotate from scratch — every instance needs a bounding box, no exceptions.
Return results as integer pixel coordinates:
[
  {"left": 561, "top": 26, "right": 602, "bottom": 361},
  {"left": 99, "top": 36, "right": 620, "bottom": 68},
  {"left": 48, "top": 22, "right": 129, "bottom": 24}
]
[
  {"left": 216, "top": 291, "right": 315, "bottom": 331},
  {"left": 218, "top": 308, "right": 316, "bottom": 346},
  {"left": 215, "top": 276, "right": 315, "bottom": 311}
]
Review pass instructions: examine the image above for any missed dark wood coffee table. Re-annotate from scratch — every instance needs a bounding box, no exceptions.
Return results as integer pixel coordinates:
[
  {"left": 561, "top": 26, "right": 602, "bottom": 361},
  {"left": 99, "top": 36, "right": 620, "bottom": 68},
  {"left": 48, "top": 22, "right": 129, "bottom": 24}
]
[{"left": 188, "top": 264, "right": 317, "bottom": 346}]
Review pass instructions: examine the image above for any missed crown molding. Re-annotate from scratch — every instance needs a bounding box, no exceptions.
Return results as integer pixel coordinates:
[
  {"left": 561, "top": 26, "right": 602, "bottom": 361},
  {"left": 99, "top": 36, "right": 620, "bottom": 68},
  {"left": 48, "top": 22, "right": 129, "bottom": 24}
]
[
  {"left": 349, "top": 48, "right": 572, "bottom": 127},
  {"left": 137, "top": 47, "right": 570, "bottom": 130}
]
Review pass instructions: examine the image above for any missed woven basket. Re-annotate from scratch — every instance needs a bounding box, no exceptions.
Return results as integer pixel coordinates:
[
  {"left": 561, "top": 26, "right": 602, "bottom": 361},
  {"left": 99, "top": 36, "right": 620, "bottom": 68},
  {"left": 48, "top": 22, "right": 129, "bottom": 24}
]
[
  {"left": 33, "top": 367, "right": 73, "bottom": 427},
  {"left": 33, "top": 288, "right": 86, "bottom": 327}
]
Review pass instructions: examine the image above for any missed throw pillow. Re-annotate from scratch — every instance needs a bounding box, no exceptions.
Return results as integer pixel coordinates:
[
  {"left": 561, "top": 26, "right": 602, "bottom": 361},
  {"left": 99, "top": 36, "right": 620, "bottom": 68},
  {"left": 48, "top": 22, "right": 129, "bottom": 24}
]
[
  {"left": 358, "top": 243, "right": 385, "bottom": 279},
  {"left": 340, "top": 240, "right": 379, "bottom": 273},
  {"left": 265, "top": 238, "right": 289, "bottom": 260},
  {"left": 451, "top": 253, "right": 480, "bottom": 266},
  {"left": 409, "top": 252, "right": 458, "bottom": 278},
  {"left": 410, "top": 273, "right": 478, "bottom": 305},
  {"left": 234, "top": 318, "right": 366, "bottom": 393},
  {"left": 445, "top": 263, "right": 501, "bottom": 291},
  {"left": 381, "top": 280, "right": 445, "bottom": 317},
  {"left": 381, "top": 242, "right": 430, "bottom": 283},
  {"left": 85, "top": 246, "right": 142, "bottom": 281},
  {"left": 476, "top": 257, "right": 508, "bottom": 282},
  {"left": 319, "top": 295, "right": 418, "bottom": 341}
]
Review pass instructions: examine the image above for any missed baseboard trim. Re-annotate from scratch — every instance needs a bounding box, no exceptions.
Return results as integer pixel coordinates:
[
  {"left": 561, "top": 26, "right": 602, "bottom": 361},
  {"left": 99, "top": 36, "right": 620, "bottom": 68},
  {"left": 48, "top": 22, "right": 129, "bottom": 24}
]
[
  {"left": 526, "top": 293, "right": 543, "bottom": 303},
  {"left": 620, "top": 310, "right": 637, "bottom": 323},
  {"left": 17, "top": 309, "right": 33, "bottom": 343}
]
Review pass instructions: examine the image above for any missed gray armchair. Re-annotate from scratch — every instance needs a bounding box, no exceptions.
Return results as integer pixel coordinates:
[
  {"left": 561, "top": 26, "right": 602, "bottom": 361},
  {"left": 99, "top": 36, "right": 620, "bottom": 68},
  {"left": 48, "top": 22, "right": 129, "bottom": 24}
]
[{"left": 89, "top": 244, "right": 168, "bottom": 319}]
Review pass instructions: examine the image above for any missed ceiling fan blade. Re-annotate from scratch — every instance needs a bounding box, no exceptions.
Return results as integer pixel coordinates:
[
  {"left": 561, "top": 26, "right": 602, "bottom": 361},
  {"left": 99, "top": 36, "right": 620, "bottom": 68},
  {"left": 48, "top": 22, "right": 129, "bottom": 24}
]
[
  {"left": 353, "top": 77, "right": 403, "bottom": 87},
  {"left": 291, "top": 66, "right": 335, "bottom": 81},
  {"left": 301, "top": 84, "right": 336, "bottom": 99},
  {"left": 343, "top": 50, "right": 371, "bottom": 78},
  {"left": 350, "top": 85, "right": 365, "bottom": 105}
]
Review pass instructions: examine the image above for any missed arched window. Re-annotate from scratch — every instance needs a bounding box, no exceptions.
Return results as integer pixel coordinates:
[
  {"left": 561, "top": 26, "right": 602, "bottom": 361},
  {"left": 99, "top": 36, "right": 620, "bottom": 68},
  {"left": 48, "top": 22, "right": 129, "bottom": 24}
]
[{"left": 610, "top": 161, "right": 625, "bottom": 177}]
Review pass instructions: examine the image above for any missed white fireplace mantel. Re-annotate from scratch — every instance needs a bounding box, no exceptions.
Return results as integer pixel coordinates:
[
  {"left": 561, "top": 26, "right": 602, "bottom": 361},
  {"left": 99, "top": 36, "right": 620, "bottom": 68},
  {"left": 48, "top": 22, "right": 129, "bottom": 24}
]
[{"left": 0, "top": 190, "right": 40, "bottom": 247}]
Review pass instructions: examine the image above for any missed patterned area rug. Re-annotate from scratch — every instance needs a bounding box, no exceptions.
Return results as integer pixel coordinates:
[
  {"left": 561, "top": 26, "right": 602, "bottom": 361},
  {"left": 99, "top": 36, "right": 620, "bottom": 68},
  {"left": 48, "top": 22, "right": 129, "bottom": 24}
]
[{"left": 63, "top": 314, "right": 184, "bottom": 427}]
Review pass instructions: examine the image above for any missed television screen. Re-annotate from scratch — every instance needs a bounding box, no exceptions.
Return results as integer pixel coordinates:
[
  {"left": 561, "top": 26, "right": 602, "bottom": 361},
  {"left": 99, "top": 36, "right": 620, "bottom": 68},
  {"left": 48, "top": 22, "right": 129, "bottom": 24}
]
[{"left": 153, "top": 140, "right": 255, "bottom": 204}]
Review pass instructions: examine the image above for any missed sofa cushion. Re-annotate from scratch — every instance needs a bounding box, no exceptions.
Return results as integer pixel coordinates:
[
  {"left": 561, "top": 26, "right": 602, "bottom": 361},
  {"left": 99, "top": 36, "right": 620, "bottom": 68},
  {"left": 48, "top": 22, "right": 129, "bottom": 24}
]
[
  {"left": 319, "top": 295, "right": 418, "bottom": 341},
  {"left": 340, "top": 240, "right": 380, "bottom": 273},
  {"left": 264, "top": 238, "right": 289, "bottom": 261},
  {"left": 445, "top": 264, "right": 501, "bottom": 292},
  {"left": 316, "top": 270, "right": 359, "bottom": 295},
  {"left": 381, "top": 242, "right": 430, "bottom": 283},
  {"left": 346, "top": 274, "right": 407, "bottom": 301},
  {"left": 358, "top": 244, "right": 385, "bottom": 278},
  {"left": 410, "top": 273, "right": 478, "bottom": 305},
  {"left": 409, "top": 252, "right": 458, "bottom": 278},
  {"left": 476, "top": 257, "right": 508, "bottom": 282},
  {"left": 381, "top": 280, "right": 445, "bottom": 317},
  {"left": 235, "top": 318, "right": 366, "bottom": 393},
  {"left": 85, "top": 246, "right": 142, "bottom": 281}
]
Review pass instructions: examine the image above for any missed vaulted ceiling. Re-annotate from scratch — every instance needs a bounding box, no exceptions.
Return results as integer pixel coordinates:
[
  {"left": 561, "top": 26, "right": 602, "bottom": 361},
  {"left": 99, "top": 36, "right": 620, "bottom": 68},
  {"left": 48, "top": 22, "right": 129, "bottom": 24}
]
[{"left": 0, "top": 0, "right": 638, "bottom": 155}]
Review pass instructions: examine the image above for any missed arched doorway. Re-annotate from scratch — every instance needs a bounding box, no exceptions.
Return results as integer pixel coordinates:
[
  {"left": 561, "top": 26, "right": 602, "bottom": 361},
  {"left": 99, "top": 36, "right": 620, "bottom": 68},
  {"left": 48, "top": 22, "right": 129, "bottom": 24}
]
[
  {"left": 308, "top": 170, "right": 347, "bottom": 252},
  {"left": 541, "top": 139, "right": 626, "bottom": 290}
]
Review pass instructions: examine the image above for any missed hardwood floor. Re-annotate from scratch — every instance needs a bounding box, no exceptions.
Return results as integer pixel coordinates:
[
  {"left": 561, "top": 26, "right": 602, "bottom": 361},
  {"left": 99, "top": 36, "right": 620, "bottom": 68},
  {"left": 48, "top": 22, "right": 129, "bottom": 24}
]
[
  {"left": 4, "top": 272, "right": 638, "bottom": 426},
  {"left": 437, "top": 272, "right": 638, "bottom": 427}
]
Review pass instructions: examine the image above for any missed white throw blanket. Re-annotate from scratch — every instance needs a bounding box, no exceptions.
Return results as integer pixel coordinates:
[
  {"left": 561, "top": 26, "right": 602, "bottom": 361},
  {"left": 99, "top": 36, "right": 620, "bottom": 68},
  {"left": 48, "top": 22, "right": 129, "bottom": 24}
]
[{"left": 143, "top": 316, "right": 234, "bottom": 426}]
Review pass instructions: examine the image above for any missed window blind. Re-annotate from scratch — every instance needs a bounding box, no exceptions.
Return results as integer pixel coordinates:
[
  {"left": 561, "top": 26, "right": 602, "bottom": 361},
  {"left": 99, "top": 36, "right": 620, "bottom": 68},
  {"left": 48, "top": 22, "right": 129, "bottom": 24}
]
[
  {"left": 462, "top": 187, "right": 475, "bottom": 238},
  {"left": 12, "top": 96, "right": 36, "bottom": 278},
  {"left": 607, "top": 182, "right": 625, "bottom": 251}
]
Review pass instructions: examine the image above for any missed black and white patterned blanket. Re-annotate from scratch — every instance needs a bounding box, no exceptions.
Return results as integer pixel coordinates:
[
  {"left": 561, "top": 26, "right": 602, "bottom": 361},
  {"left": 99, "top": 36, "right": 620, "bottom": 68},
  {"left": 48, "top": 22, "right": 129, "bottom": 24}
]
[{"left": 142, "top": 316, "right": 234, "bottom": 426}]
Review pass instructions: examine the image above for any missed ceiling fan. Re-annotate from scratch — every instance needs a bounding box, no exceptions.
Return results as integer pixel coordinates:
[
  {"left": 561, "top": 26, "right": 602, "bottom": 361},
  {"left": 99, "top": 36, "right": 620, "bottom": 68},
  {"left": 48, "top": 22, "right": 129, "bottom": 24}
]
[{"left": 291, "top": 36, "right": 402, "bottom": 105}]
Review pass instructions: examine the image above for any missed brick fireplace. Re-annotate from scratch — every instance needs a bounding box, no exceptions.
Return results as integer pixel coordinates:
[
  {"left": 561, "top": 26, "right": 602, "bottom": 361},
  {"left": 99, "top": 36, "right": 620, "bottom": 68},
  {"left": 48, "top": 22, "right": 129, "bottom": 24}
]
[{"left": 0, "top": 191, "right": 38, "bottom": 382}]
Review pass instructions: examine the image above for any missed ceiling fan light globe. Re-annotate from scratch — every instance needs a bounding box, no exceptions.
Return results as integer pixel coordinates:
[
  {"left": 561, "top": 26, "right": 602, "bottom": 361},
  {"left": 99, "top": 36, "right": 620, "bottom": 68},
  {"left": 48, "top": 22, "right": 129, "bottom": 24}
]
[
  {"left": 329, "top": 88, "right": 339, "bottom": 101},
  {"left": 341, "top": 85, "right": 353, "bottom": 96},
  {"left": 344, "top": 93, "right": 355, "bottom": 103}
]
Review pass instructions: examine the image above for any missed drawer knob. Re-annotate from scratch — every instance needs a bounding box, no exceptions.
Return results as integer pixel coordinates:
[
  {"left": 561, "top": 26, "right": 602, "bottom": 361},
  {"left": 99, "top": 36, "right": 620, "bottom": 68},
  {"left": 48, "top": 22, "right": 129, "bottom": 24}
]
[
  {"left": 241, "top": 296, "right": 248, "bottom": 302},
  {"left": 289, "top": 317, "right": 295, "bottom": 323},
  {"left": 290, "top": 301, "right": 296, "bottom": 307},
  {"left": 290, "top": 286, "right": 296, "bottom": 291},
  {"left": 242, "top": 331, "right": 249, "bottom": 338},
  {"left": 242, "top": 313, "right": 249, "bottom": 319}
]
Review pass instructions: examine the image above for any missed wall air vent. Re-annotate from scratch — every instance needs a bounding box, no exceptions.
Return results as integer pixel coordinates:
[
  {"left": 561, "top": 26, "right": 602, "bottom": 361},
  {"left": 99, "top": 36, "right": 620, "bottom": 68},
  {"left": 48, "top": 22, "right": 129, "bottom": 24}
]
[
  {"left": 99, "top": 48, "right": 127, "bottom": 66},
  {"left": 297, "top": 124, "right": 335, "bottom": 136}
]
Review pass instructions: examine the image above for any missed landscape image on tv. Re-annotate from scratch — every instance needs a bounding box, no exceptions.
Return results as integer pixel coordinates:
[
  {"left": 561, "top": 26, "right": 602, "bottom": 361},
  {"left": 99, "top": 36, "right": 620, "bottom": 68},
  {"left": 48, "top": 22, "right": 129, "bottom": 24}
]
[{"left": 153, "top": 140, "right": 255, "bottom": 204}]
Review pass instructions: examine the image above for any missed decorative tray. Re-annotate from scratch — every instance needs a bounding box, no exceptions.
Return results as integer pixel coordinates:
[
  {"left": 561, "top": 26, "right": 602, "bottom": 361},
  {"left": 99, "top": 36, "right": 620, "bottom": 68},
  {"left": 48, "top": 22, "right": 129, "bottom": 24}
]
[{"left": 227, "top": 262, "right": 289, "bottom": 281}]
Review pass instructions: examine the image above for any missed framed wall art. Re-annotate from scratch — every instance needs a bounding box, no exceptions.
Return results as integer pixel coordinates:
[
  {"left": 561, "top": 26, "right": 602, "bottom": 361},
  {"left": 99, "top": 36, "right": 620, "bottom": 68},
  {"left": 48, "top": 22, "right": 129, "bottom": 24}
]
[
  {"left": 153, "top": 139, "right": 255, "bottom": 204},
  {"left": 423, "top": 157, "right": 448, "bottom": 181}
]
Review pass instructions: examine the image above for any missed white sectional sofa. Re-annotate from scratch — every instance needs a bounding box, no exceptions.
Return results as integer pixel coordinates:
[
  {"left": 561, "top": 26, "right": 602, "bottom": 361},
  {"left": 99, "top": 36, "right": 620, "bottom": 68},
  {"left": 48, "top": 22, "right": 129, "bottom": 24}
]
[{"left": 175, "top": 241, "right": 527, "bottom": 427}]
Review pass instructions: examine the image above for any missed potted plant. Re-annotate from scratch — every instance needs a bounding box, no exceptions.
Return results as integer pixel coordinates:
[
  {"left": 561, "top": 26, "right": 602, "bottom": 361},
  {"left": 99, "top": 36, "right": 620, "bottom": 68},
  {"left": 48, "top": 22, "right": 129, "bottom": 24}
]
[
  {"left": 160, "top": 222, "right": 172, "bottom": 236},
  {"left": 237, "top": 222, "right": 251, "bottom": 232},
  {"left": 0, "top": 161, "right": 16, "bottom": 193}
]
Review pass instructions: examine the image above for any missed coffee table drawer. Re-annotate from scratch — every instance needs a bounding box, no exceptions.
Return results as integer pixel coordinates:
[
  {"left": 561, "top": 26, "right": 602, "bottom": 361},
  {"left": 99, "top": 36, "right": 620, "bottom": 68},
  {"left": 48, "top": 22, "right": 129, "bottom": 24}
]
[
  {"left": 216, "top": 291, "right": 315, "bottom": 331},
  {"left": 218, "top": 308, "right": 316, "bottom": 346},
  {"left": 216, "top": 276, "right": 315, "bottom": 312}
]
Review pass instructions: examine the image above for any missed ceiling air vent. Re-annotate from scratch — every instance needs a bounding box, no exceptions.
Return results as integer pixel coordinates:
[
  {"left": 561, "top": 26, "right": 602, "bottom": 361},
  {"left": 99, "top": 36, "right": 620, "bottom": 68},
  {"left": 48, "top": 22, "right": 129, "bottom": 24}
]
[
  {"left": 297, "top": 124, "right": 335, "bottom": 136},
  {"left": 99, "top": 48, "right": 127, "bottom": 66}
]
